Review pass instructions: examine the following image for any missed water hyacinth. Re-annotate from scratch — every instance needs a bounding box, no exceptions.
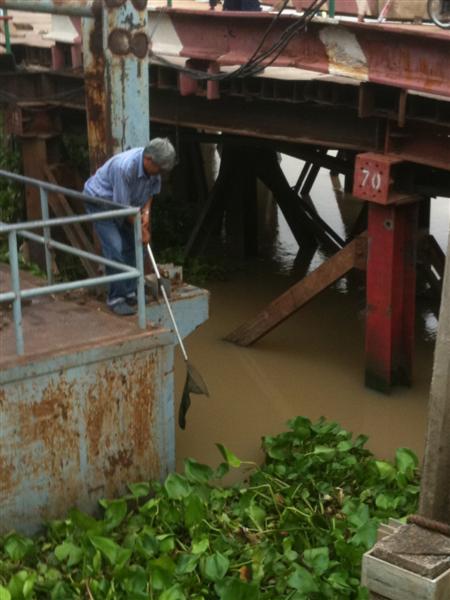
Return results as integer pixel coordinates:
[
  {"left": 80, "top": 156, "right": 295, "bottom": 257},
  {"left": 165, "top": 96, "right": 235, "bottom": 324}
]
[{"left": 0, "top": 417, "right": 419, "bottom": 599}]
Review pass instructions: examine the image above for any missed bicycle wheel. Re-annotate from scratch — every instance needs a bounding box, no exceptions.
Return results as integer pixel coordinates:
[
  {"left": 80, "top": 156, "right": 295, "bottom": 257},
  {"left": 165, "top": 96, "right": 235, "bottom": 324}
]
[{"left": 427, "top": 0, "right": 450, "bottom": 28}]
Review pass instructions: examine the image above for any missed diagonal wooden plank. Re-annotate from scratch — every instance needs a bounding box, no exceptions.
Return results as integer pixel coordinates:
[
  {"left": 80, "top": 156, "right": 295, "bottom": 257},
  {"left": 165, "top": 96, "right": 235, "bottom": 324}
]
[
  {"left": 43, "top": 165, "right": 98, "bottom": 278},
  {"left": 225, "top": 236, "right": 367, "bottom": 347}
]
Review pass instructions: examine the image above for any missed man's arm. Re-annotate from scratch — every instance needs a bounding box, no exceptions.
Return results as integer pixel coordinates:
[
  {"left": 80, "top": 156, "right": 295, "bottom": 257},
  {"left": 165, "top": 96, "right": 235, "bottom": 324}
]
[{"left": 141, "top": 197, "right": 153, "bottom": 244}]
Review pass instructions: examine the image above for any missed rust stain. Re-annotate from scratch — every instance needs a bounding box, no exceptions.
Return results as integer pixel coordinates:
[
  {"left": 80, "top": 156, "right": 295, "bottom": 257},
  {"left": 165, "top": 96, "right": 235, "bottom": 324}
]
[
  {"left": 85, "top": 13, "right": 111, "bottom": 170},
  {"left": 0, "top": 456, "right": 15, "bottom": 495},
  {"left": 105, "top": 448, "right": 133, "bottom": 477},
  {"left": 85, "top": 353, "right": 160, "bottom": 499},
  {"left": 6, "top": 377, "right": 82, "bottom": 519},
  {"left": 2, "top": 348, "right": 163, "bottom": 527}
]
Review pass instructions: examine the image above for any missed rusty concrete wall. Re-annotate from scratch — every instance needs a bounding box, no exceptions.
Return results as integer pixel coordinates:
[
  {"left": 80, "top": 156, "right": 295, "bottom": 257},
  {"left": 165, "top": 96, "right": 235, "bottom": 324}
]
[{"left": 0, "top": 336, "right": 175, "bottom": 534}]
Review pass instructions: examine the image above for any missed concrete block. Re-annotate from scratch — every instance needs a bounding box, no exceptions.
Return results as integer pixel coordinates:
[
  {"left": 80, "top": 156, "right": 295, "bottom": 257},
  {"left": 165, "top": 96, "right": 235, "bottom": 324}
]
[{"left": 362, "top": 524, "right": 450, "bottom": 600}]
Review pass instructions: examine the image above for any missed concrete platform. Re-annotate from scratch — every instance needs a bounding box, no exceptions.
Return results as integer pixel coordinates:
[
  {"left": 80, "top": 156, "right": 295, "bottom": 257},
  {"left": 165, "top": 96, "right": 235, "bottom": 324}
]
[
  {"left": 0, "top": 263, "right": 209, "bottom": 534},
  {"left": 0, "top": 265, "right": 161, "bottom": 366}
]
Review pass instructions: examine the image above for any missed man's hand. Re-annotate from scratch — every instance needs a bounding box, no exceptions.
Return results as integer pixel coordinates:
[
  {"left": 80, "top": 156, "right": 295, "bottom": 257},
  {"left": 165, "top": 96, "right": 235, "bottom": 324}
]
[
  {"left": 141, "top": 208, "right": 150, "bottom": 244},
  {"left": 142, "top": 226, "right": 150, "bottom": 244}
]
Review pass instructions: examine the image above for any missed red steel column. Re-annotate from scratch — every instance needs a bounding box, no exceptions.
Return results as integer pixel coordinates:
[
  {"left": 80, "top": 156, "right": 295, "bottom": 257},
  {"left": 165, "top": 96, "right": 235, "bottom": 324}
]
[{"left": 353, "top": 153, "right": 419, "bottom": 393}]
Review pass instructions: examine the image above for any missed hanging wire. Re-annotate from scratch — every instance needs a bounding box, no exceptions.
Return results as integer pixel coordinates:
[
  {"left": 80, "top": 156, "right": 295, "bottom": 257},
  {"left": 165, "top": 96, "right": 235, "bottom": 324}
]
[{"left": 150, "top": 0, "right": 328, "bottom": 82}]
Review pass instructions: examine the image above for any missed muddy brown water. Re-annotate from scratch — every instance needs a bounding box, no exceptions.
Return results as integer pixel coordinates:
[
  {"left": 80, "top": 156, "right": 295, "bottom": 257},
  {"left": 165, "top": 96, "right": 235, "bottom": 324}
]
[{"left": 175, "top": 157, "right": 450, "bottom": 478}]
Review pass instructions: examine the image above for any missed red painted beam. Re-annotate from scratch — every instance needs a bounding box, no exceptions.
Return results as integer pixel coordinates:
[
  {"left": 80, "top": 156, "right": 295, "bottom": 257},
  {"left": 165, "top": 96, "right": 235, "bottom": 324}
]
[
  {"left": 352, "top": 152, "right": 420, "bottom": 392},
  {"left": 365, "top": 202, "right": 418, "bottom": 392},
  {"left": 153, "top": 9, "right": 450, "bottom": 100}
]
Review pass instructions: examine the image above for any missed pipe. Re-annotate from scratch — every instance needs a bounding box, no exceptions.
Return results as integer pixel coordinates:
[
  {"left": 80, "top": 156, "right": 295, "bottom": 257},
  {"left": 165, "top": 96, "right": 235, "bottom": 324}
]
[
  {"left": 0, "top": 1, "right": 96, "bottom": 17},
  {"left": 0, "top": 169, "right": 119, "bottom": 209},
  {"left": 1, "top": 9, "right": 12, "bottom": 54},
  {"left": 8, "top": 231, "right": 24, "bottom": 355}
]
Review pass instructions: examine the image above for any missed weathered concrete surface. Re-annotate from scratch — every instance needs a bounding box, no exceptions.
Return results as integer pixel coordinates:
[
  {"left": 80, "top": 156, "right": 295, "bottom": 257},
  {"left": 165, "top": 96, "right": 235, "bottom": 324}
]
[
  {"left": 372, "top": 524, "right": 450, "bottom": 579},
  {"left": 419, "top": 233, "right": 450, "bottom": 524},
  {"left": 0, "top": 266, "right": 209, "bottom": 534}
]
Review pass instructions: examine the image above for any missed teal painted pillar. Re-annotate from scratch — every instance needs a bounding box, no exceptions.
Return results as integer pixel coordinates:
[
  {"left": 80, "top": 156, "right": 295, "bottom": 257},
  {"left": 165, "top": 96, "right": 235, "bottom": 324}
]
[
  {"left": 328, "top": 0, "right": 335, "bottom": 18},
  {"left": 82, "top": 0, "right": 149, "bottom": 170}
]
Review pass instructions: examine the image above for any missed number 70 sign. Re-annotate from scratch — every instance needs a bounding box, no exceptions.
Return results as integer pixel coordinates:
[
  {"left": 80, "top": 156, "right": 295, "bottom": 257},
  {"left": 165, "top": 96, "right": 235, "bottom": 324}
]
[{"left": 353, "top": 153, "right": 403, "bottom": 204}]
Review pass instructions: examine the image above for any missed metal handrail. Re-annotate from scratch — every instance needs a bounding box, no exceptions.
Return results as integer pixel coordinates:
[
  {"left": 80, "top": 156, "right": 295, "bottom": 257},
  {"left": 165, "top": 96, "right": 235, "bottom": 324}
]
[
  {"left": 0, "top": 170, "right": 147, "bottom": 356},
  {"left": 0, "top": 1, "right": 95, "bottom": 18}
]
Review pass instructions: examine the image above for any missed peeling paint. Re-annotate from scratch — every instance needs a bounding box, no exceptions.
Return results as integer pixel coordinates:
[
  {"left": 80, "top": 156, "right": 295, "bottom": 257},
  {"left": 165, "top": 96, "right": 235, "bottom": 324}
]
[{"left": 319, "top": 27, "right": 369, "bottom": 82}]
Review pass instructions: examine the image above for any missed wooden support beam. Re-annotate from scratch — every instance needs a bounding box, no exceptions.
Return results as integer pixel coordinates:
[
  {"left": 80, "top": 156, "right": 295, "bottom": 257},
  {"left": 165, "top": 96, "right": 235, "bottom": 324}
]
[
  {"left": 43, "top": 165, "right": 97, "bottom": 279},
  {"left": 183, "top": 144, "right": 235, "bottom": 258},
  {"left": 21, "top": 137, "right": 48, "bottom": 267},
  {"left": 254, "top": 149, "right": 337, "bottom": 251},
  {"left": 419, "top": 234, "right": 450, "bottom": 524},
  {"left": 225, "top": 235, "right": 367, "bottom": 347}
]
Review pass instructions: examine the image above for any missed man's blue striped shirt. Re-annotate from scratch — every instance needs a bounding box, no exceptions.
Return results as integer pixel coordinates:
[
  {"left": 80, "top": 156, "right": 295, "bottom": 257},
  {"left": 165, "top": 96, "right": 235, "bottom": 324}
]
[{"left": 84, "top": 147, "right": 161, "bottom": 208}]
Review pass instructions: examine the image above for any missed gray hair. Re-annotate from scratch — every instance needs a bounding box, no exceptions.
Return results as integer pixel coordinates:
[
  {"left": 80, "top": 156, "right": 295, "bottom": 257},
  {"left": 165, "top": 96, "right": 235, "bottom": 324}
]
[{"left": 143, "top": 137, "right": 176, "bottom": 171}]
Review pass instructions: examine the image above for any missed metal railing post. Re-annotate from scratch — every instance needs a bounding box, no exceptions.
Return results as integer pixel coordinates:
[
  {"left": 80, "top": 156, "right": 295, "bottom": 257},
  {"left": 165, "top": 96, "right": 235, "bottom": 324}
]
[
  {"left": 328, "top": 0, "right": 335, "bottom": 18},
  {"left": 39, "top": 187, "right": 53, "bottom": 285},
  {"left": 133, "top": 216, "right": 147, "bottom": 330},
  {"left": 1, "top": 8, "right": 11, "bottom": 54},
  {"left": 8, "top": 231, "right": 24, "bottom": 355}
]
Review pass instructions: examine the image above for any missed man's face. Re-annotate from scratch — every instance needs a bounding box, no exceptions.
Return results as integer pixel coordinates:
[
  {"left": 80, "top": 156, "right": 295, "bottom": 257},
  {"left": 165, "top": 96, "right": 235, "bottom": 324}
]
[{"left": 143, "top": 156, "right": 162, "bottom": 176}]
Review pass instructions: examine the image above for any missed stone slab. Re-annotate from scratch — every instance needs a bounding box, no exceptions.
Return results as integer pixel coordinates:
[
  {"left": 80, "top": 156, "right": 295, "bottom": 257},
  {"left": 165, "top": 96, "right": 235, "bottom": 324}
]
[{"left": 372, "top": 524, "right": 450, "bottom": 579}]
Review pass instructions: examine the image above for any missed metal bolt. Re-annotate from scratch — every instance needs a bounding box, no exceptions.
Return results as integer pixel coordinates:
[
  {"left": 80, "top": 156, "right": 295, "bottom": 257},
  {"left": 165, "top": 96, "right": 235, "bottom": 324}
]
[
  {"left": 108, "top": 29, "right": 131, "bottom": 55},
  {"left": 130, "top": 32, "right": 149, "bottom": 59},
  {"left": 132, "top": 0, "right": 148, "bottom": 9}
]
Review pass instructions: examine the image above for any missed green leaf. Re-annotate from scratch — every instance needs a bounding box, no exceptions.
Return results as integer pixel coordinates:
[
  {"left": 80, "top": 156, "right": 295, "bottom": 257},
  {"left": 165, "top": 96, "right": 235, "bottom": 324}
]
[
  {"left": 22, "top": 575, "right": 35, "bottom": 600},
  {"left": 303, "top": 547, "right": 330, "bottom": 576},
  {"left": 287, "top": 565, "right": 319, "bottom": 594},
  {"left": 89, "top": 535, "right": 131, "bottom": 567},
  {"left": 375, "top": 461, "right": 396, "bottom": 482},
  {"left": 248, "top": 502, "right": 266, "bottom": 530},
  {"left": 351, "top": 519, "right": 378, "bottom": 549},
  {"left": 7, "top": 571, "right": 28, "bottom": 599},
  {"left": 192, "top": 537, "right": 209, "bottom": 555},
  {"left": 216, "top": 579, "right": 260, "bottom": 600},
  {"left": 150, "top": 557, "right": 175, "bottom": 591},
  {"left": 345, "top": 503, "right": 370, "bottom": 528},
  {"left": 202, "top": 553, "right": 229, "bottom": 582},
  {"left": 159, "top": 585, "right": 186, "bottom": 600},
  {"left": 184, "top": 458, "right": 214, "bottom": 483},
  {"left": 69, "top": 508, "right": 101, "bottom": 532},
  {"left": 0, "top": 586, "right": 11, "bottom": 600},
  {"left": 375, "top": 493, "right": 398, "bottom": 511},
  {"left": 312, "top": 445, "right": 335, "bottom": 458},
  {"left": 54, "top": 541, "right": 83, "bottom": 567},
  {"left": 128, "top": 482, "right": 151, "bottom": 498},
  {"left": 4, "top": 534, "right": 35, "bottom": 562},
  {"left": 164, "top": 473, "right": 192, "bottom": 500},
  {"left": 216, "top": 444, "right": 242, "bottom": 468},
  {"left": 184, "top": 494, "right": 206, "bottom": 528},
  {"left": 395, "top": 448, "right": 418, "bottom": 479},
  {"left": 337, "top": 440, "right": 353, "bottom": 452},
  {"left": 157, "top": 534, "right": 175, "bottom": 553},
  {"left": 100, "top": 498, "right": 128, "bottom": 530},
  {"left": 175, "top": 553, "right": 199, "bottom": 575},
  {"left": 327, "top": 571, "right": 352, "bottom": 591},
  {"left": 135, "top": 531, "right": 159, "bottom": 558}
]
